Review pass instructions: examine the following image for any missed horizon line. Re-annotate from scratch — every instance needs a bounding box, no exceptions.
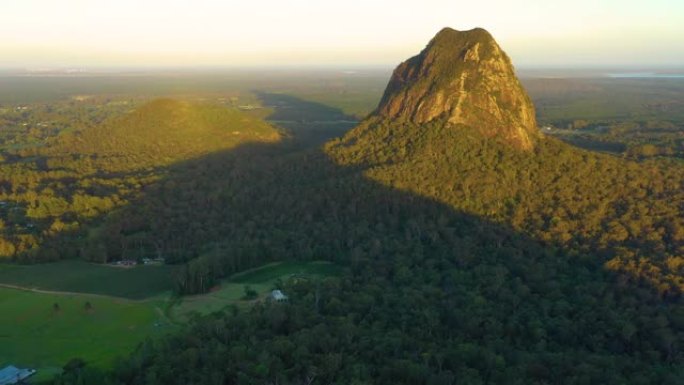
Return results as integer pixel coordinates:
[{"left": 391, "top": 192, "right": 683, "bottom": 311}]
[{"left": 1, "top": 63, "right": 683, "bottom": 72}]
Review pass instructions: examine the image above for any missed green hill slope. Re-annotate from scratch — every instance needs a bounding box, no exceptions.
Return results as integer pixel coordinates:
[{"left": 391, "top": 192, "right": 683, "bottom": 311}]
[
  {"left": 42, "top": 98, "right": 280, "bottom": 172},
  {"left": 0, "top": 99, "right": 281, "bottom": 261},
  {"left": 327, "top": 27, "right": 683, "bottom": 295}
]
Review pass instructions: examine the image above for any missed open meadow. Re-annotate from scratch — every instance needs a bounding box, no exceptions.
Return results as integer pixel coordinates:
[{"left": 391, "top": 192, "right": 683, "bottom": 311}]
[
  {"left": 0, "top": 261, "right": 176, "bottom": 299},
  {"left": 0, "top": 287, "right": 172, "bottom": 382},
  {"left": 0, "top": 260, "right": 340, "bottom": 382},
  {"left": 170, "top": 261, "right": 341, "bottom": 322}
]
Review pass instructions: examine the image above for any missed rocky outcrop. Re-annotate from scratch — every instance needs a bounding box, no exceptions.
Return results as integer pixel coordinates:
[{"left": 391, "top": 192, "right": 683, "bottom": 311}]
[{"left": 375, "top": 27, "right": 539, "bottom": 150}]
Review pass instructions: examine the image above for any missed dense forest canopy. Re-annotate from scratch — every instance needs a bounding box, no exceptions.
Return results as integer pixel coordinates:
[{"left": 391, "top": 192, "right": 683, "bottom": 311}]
[
  {"left": 327, "top": 118, "right": 684, "bottom": 297},
  {"left": 40, "top": 93, "right": 684, "bottom": 384},
  {"left": 52, "top": 116, "right": 684, "bottom": 384},
  {"left": 0, "top": 99, "right": 280, "bottom": 261},
  {"left": 0, "top": 68, "right": 682, "bottom": 384}
]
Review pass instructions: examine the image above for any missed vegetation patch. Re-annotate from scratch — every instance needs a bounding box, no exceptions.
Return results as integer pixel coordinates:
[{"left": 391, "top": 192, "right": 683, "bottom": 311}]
[
  {"left": 170, "top": 261, "right": 340, "bottom": 323},
  {"left": 0, "top": 287, "right": 173, "bottom": 383},
  {"left": 0, "top": 261, "right": 337, "bottom": 380},
  {"left": 0, "top": 260, "right": 177, "bottom": 299}
]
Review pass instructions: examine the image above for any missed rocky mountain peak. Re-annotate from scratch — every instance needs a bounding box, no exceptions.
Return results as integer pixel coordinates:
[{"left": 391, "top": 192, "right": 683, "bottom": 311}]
[{"left": 375, "top": 27, "right": 539, "bottom": 150}]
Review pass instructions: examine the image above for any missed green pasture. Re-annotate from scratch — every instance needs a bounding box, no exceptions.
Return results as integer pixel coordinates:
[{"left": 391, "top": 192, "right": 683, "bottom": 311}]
[
  {"left": 0, "top": 287, "right": 173, "bottom": 383},
  {"left": 0, "top": 260, "right": 340, "bottom": 381},
  {"left": 170, "top": 261, "right": 341, "bottom": 322},
  {"left": 0, "top": 260, "right": 177, "bottom": 299}
]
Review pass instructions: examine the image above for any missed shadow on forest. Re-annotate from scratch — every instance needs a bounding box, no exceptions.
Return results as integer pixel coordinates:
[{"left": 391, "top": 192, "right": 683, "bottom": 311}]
[
  {"left": 255, "top": 92, "right": 359, "bottom": 145},
  {"left": 19, "top": 93, "right": 682, "bottom": 364}
]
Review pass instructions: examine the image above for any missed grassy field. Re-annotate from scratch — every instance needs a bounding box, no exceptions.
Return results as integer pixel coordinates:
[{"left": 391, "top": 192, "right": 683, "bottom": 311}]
[
  {"left": 0, "top": 260, "right": 340, "bottom": 380},
  {"left": 0, "top": 287, "right": 173, "bottom": 382},
  {"left": 170, "top": 261, "right": 341, "bottom": 323},
  {"left": 0, "top": 261, "right": 177, "bottom": 299}
]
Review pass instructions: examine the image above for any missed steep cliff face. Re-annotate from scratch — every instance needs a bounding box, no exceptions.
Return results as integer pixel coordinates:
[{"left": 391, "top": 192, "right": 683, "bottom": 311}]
[{"left": 375, "top": 27, "right": 539, "bottom": 150}]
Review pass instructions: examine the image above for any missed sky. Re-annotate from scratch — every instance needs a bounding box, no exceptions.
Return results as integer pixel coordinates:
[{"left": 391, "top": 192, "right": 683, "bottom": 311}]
[{"left": 1, "top": 0, "right": 683, "bottom": 69}]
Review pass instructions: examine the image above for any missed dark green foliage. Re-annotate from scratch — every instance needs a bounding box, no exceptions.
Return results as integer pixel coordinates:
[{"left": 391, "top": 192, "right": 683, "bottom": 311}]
[
  {"left": 242, "top": 285, "right": 258, "bottom": 300},
  {"left": 328, "top": 119, "right": 684, "bottom": 297},
  {"left": 62, "top": 358, "right": 86, "bottom": 372},
  {"left": 55, "top": 113, "right": 684, "bottom": 384},
  {"left": 55, "top": 244, "right": 684, "bottom": 384},
  {"left": 0, "top": 261, "right": 176, "bottom": 299},
  {"left": 0, "top": 99, "right": 280, "bottom": 262},
  {"left": 4, "top": 83, "right": 682, "bottom": 384},
  {"left": 54, "top": 359, "right": 114, "bottom": 385}
]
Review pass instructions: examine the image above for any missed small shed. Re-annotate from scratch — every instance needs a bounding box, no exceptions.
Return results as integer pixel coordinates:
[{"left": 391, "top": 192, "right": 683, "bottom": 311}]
[
  {"left": 270, "top": 289, "right": 288, "bottom": 302},
  {"left": 0, "top": 366, "right": 36, "bottom": 385}
]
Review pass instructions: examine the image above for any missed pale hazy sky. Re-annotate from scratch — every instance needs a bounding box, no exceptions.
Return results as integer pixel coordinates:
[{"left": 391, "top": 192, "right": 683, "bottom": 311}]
[{"left": 1, "top": 0, "right": 682, "bottom": 68}]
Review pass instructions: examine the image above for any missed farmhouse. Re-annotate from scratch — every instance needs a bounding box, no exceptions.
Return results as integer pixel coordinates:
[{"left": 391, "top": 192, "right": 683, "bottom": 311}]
[
  {"left": 0, "top": 366, "right": 36, "bottom": 385},
  {"left": 270, "top": 289, "right": 288, "bottom": 302}
]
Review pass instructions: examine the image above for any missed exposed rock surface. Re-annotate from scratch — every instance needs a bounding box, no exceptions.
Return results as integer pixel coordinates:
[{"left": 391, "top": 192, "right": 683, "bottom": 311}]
[{"left": 375, "top": 27, "right": 539, "bottom": 149}]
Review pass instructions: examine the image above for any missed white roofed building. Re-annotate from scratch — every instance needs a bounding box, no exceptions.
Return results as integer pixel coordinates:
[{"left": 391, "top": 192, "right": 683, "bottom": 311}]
[
  {"left": 0, "top": 366, "right": 36, "bottom": 385},
  {"left": 270, "top": 289, "right": 288, "bottom": 302}
]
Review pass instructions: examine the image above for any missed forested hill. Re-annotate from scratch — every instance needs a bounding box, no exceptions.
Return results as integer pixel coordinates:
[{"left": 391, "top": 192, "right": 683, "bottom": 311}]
[
  {"left": 327, "top": 27, "right": 684, "bottom": 297},
  {"left": 326, "top": 120, "right": 684, "bottom": 295},
  {"left": 39, "top": 98, "right": 280, "bottom": 171},
  {"left": 52, "top": 28, "right": 684, "bottom": 385},
  {"left": 0, "top": 99, "right": 281, "bottom": 260}
]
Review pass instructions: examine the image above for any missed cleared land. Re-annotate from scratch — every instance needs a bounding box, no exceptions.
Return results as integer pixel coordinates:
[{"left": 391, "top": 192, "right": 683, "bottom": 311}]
[
  {"left": 0, "top": 261, "right": 177, "bottom": 299},
  {"left": 171, "top": 261, "right": 341, "bottom": 323},
  {"left": 0, "top": 287, "right": 173, "bottom": 382},
  {"left": 0, "top": 260, "right": 340, "bottom": 381}
]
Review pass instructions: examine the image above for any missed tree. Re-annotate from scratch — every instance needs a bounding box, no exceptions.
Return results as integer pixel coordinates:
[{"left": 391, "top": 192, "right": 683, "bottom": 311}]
[{"left": 242, "top": 285, "right": 258, "bottom": 300}]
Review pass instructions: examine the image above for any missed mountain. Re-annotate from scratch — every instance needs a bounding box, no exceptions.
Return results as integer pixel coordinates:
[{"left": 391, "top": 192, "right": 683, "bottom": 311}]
[
  {"left": 328, "top": 27, "right": 683, "bottom": 296},
  {"left": 48, "top": 28, "right": 684, "bottom": 385},
  {"left": 374, "top": 27, "right": 539, "bottom": 150}
]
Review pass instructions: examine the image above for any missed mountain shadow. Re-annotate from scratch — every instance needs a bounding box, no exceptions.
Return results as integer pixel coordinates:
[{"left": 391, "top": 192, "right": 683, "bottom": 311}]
[
  {"left": 5, "top": 91, "right": 680, "bottom": 383},
  {"left": 329, "top": 26, "right": 683, "bottom": 301},
  {"left": 255, "top": 91, "right": 359, "bottom": 145},
  {"left": 60, "top": 94, "right": 682, "bottom": 383}
]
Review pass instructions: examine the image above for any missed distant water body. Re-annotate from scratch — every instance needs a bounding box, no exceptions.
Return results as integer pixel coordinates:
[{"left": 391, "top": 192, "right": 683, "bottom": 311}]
[{"left": 607, "top": 72, "right": 684, "bottom": 79}]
